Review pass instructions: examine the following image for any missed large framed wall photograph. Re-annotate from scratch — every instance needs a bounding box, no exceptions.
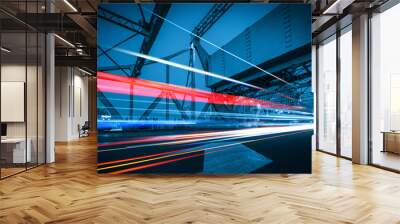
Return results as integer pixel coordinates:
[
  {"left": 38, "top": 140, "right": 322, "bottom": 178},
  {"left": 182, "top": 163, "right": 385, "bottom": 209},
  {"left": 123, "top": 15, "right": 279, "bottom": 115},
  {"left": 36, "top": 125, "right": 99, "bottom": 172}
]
[{"left": 97, "top": 3, "right": 313, "bottom": 174}]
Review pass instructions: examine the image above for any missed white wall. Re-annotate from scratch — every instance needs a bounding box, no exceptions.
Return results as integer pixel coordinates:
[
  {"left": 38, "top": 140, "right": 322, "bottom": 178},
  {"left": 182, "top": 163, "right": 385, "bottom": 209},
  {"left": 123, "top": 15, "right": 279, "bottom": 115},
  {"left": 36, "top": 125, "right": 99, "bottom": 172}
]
[
  {"left": 1, "top": 63, "right": 46, "bottom": 164},
  {"left": 54, "top": 67, "right": 89, "bottom": 141},
  {"left": 1, "top": 65, "right": 26, "bottom": 138},
  {"left": 55, "top": 67, "right": 70, "bottom": 141},
  {"left": 1, "top": 64, "right": 42, "bottom": 137}
]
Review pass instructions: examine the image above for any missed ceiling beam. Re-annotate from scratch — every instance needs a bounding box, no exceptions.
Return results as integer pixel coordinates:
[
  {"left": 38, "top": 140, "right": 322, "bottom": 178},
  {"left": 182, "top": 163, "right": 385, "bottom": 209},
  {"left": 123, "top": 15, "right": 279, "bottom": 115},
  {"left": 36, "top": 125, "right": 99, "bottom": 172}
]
[
  {"left": 67, "top": 13, "right": 97, "bottom": 46},
  {"left": 55, "top": 55, "right": 96, "bottom": 70}
]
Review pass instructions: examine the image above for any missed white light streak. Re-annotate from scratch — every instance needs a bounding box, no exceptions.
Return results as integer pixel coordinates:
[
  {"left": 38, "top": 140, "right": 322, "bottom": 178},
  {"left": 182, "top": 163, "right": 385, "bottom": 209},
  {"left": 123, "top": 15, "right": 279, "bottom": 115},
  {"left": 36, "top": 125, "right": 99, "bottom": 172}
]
[
  {"left": 115, "top": 48, "right": 264, "bottom": 90},
  {"left": 142, "top": 7, "right": 293, "bottom": 86},
  {"left": 98, "top": 106, "right": 313, "bottom": 119},
  {"left": 98, "top": 125, "right": 313, "bottom": 152}
]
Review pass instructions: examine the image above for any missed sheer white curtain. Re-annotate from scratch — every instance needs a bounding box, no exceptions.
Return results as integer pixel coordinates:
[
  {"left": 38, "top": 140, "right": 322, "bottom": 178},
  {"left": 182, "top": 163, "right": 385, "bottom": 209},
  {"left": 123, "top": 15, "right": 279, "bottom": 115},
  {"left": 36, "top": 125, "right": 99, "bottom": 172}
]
[
  {"left": 340, "top": 29, "right": 352, "bottom": 158},
  {"left": 318, "top": 37, "right": 337, "bottom": 154}
]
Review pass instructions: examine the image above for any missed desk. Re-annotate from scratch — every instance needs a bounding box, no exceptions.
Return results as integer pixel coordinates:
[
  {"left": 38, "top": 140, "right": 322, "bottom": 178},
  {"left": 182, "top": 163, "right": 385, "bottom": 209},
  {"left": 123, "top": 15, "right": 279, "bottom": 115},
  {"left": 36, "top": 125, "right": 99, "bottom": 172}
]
[
  {"left": 382, "top": 131, "right": 400, "bottom": 154},
  {"left": 1, "top": 138, "right": 31, "bottom": 163}
]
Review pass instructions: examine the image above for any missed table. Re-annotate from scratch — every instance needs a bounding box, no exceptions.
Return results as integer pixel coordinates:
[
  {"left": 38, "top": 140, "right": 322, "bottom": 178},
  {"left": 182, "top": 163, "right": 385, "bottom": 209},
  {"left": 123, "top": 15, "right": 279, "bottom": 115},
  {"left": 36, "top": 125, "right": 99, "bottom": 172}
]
[
  {"left": 1, "top": 138, "right": 31, "bottom": 164},
  {"left": 382, "top": 131, "right": 400, "bottom": 154}
]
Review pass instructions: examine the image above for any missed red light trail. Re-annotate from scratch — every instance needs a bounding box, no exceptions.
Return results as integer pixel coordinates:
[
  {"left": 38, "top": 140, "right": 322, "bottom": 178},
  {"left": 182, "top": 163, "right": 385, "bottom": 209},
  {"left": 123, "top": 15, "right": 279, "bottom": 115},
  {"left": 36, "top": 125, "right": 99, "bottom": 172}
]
[
  {"left": 97, "top": 72, "right": 298, "bottom": 110},
  {"left": 98, "top": 129, "right": 313, "bottom": 173}
]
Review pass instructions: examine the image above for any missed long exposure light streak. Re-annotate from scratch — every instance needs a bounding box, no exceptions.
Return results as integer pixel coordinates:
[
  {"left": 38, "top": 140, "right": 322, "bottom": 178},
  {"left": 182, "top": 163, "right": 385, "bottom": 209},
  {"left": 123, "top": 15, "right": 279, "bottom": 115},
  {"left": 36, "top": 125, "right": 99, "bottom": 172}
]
[
  {"left": 98, "top": 129, "right": 280, "bottom": 152},
  {"left": 98, "top": 125, "right": 314, "bottom": 152},
  {"left": 108, "top": 153, "right": 203, "bottom": 174},
  {"left": 98, "top": 141, "right": 248, "bottom": 171},
  {"left": 99, "top": 130, "right": 308, "bottom": 167},
  {"left": 141, "top": 6, "right": 293, "bottom": 87},
  {"left": 97, "top": 3, "right": 314, "bottom": 174},
  {"left": 98, "top": 149, "right": 185, "bottom": 166},
  {"left": 100, "top": 97, "right": 312, "bottom": 116},
  {"left": 98, "top": 72, "right": 296, "bottom": 110},
  {"left": 98, "top": 106, "right": 313, "bottom": 120},
  {"left": 99, "top": 130, "right": 309, "bottom": 173},
  {"left": 114, "top": 48, "right": 265, "bottom": 90}
]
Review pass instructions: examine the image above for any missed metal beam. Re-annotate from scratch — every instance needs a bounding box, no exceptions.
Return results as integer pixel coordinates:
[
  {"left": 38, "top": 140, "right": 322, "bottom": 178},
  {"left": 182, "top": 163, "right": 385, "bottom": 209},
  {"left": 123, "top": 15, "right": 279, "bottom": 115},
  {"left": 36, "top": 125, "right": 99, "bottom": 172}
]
[
  {"left": 98, "top": 64, "right": 132, "bottom": 72},
  {"left": 98, "top": 48, "right": 188, "bottom": 71},
  {"left": 322, "top": 0, "right": 356, "bottom": 14},
  {"left": 55, "top": 55, "right": 95, "bottom": 69},
  {"left": 98, "top": 92, "right": 123, "bottom": 120},
  {"left": 139, "top": 92, "right": 165, "bottom": 121},
  {"left": 98, "top": 46, "right": 130, "bottom": 76},
  {"left": 139, "top": 91, "right": 190, "bottom": 121},
  {"left": 14, "top": 13, "right": 83, "bottom": 32},
  {"left": 138, "top": 4, "right": 147, "bottom": 24},
  {"left": 132, "top": 4, "right": 171, "bottom": 77},
  {"left": 86, "top": 0, "right": 97, "bottom": 12},
  {"left": 67, "top": 13, "right": 97, "bottom": 46},
  {"left": 191, "top": 3, "right": 232, "bottom": 37},
  {"left": 98, "top": 6, "right": 149, "bottom": 36},
  {"left": 97, "top": 33, "right": 139, "bottom": 58},
  {"left": 166, "top": 65, "right": 170, "bottom": 120},
  {"left": 198, "top": 103, "right": 211, "bottom": 120},
  {"left": 189, "top": 3, "right": 232, "bottom": 71},
  {"left": 167, "top": 92, "right": 189, "bottom": 120},
  {"left": 212, "top": 44, "right": 311, "bottom": 91},
  {"left": 192, "top": 40, "right": 209, "bottom": 71},
  {"left": 0, "top": 8, "right": 38, "bottom": 31}
]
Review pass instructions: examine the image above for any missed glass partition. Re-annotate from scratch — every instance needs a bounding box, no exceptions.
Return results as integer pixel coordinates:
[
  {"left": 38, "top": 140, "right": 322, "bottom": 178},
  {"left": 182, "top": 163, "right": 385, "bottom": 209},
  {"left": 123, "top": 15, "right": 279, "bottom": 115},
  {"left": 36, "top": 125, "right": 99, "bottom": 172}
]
[
  {"left": 1, "top": 30, "right": 28, "bottom": 177},
  {"left": 317, "top": 35, "right": 337, "bottom": 154},
  {"left": 0, "top": 1, "right": 46, "bottom": 179},
  {"left": 370, "top": 3, "right": 400, "bottom": 171}
]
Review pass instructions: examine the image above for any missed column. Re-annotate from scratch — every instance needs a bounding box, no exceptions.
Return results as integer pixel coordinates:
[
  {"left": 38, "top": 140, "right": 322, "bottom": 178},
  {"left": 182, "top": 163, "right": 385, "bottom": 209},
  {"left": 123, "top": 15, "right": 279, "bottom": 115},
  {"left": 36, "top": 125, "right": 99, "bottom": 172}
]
[{"left": 352, "top": 14, "right": 369, "bottom": 164}]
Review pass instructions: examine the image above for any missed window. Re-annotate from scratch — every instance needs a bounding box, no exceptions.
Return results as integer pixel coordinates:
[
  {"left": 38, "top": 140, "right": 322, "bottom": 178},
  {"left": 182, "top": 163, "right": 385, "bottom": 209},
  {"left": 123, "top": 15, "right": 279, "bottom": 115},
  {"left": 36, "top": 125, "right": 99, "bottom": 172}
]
[
  {"left": 339, "top": 27, "right": 352, "bottom": 158},
  {"left": 317, "top": 35, "right": 337, "bottom": 154},
  {"left": 370, "top": 3, "right": 400, "bottom": 171}
]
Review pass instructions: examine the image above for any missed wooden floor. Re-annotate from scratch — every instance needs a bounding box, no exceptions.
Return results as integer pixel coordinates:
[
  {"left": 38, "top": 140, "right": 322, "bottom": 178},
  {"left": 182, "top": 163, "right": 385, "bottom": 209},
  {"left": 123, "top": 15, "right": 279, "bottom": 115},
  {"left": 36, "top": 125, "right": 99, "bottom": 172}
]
[
  {"left": 1, "top": 136, "right": 400, "bottom": 224},
  {"left": 1, "top": 167, "right": 26, "bottom": 178},
  {"left": 373, "top": 151, "right": 400, "bottom": 171}
]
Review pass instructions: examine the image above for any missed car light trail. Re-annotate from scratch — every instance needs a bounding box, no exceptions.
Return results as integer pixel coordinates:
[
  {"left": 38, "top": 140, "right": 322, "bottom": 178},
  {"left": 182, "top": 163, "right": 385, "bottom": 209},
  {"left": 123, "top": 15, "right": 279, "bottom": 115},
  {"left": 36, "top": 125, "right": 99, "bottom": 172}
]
[
  {"left": 98, "top": 106, "right": 313, "bottom": 120},
  {"left": 98, "top": 72, "right": 296, "bottom": 110},
  {"left": 98, "top": 124, "right": 314, "bottom": 152},
  {"left": 99, "top": 130, "right": 309, "bottom": 173},
  {"left": 114, "top": 48, "right": 265, "bottom": 90}
]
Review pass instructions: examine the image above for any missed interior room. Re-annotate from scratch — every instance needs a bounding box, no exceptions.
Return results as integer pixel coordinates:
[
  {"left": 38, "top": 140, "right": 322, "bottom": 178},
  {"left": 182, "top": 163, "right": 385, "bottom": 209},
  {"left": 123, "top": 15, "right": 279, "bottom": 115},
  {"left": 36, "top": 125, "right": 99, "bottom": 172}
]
[
  {"left": 0, "top": 19, "right": 46, "bottom": 178},
  {"left": 370, "top": 2, "right": 400, "bottom": 171},
  {"left": 1, "top": 0, "right": 400, "bottom": 223}
]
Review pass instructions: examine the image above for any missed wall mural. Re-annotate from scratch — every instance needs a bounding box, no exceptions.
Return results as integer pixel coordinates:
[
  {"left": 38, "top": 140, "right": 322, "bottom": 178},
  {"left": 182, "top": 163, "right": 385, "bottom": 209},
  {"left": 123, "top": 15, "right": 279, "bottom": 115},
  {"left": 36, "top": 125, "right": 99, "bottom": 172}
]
[{"left": 97, "top": 3, "right": 313, "bottom": 174}]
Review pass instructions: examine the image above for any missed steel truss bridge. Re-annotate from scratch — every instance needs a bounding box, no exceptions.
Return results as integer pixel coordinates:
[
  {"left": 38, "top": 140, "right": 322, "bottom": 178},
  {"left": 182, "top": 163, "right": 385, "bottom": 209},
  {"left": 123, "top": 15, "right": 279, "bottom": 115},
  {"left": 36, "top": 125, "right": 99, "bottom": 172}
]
[{"left": 97, "top": 3, "right": 313, "bottom": 127}]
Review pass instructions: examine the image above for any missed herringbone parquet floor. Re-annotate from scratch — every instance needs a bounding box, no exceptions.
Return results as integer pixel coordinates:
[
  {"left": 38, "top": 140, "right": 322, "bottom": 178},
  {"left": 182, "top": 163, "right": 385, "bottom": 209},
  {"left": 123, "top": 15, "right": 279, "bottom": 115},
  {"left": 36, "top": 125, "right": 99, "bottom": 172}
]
[{"left": 1, "top": 135, "right": 400, "bottom": 224}]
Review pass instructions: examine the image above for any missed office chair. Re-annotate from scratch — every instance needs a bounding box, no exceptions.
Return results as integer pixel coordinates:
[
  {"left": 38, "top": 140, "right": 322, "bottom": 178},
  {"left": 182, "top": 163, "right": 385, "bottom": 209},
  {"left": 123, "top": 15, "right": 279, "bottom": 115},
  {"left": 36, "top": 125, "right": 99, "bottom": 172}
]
[{"left": 79, "top": 121, "right": 90, "bottom": 138}]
